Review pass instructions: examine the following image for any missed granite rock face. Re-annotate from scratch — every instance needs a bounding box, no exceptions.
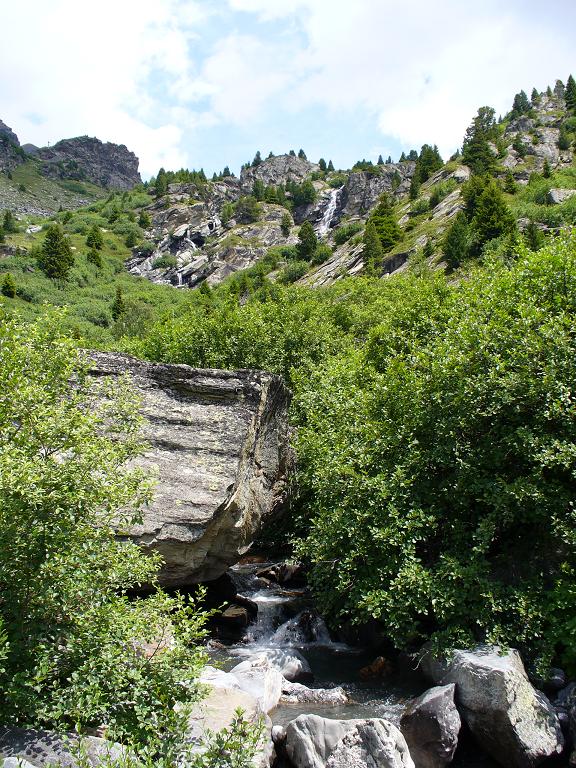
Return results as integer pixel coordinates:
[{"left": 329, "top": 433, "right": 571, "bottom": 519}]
[
  {"left": 34, "top": 136, "right": 141, "bottom": 190},
  {"left": 339, "top": 164, "right": 415, "bottom": 217},
  {"left": 240, "top": 154, "right": 318, "bottom": 191},
  {"left": 88, "top": 352, "right": 293, "bottom": 585}
]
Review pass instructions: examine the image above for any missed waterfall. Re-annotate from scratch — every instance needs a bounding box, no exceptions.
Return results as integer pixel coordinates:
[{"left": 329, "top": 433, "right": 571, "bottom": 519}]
[{"left": 315, "top": 187, "right": 342, "bottom": 236}]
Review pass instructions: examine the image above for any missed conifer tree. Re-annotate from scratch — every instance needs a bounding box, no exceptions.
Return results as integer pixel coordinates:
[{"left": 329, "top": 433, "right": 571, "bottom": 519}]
[
  {"left": 511, "top": 90, "right": 530, "bottom": 118},
  {"left": 546, "top": 85, "right": 553, "bottom": 98},
  {"left": 289, "top": 149, "right": 296, "bottom": 157},
  {"left": 399, "top": 151, "right": 407, "bottom": 162},
  {"left": 138, "top": 210, "right": 151, "bottom": 228},
  {"left": 0, "top": 225, "right": 4, "bottom": 244},
  {"left": 327, "top": 160, "right": 335, "bottom": 172},
  {"left": 1, "top": 272, "right": 16, "bottom": 298},
  {"left": 252, "top": 179, "right": 265, "bottom": 201},
  {"left": 154, "top": 168, "right": 167, "bottom": 197},
  {"left": 554, "top": 80, "right": 565, "bottom": 99},
  {"left": 362, "top": 220, "right": 384, "bottom": 277},
  {"left": 86, "top": 224, "right": 104, "bottom": 250},
  {"left": 377, "top": 155, "right": 384, "bottom": 165},
  {"left": 111, "top": 286, "right": 126, "bottom": 321},
  {"left": 39, "top": 224, "right": 74, "bottom": 280},
  {"left": 318, "top": 158, "right": 327, "bottom": 172},
  {"left": 252, "top": 151, "right": 262, "bottom": 167},
  {"left": 297, "top": 220, "right": 317, "bottom": 260},
  {"left": 268, "top": 151, "right": 274, "bottom": 159},
  {"left": 462, "top": 106, "right": 497, "bottom": 175},
  {"left": 566, "top": 75, "right": 576, "bottom": 113},
  {"left": 280, "top": 213, "right": 292, "bottom": 237},
  {"left": 471, "top": 178, "right": 516, "bottom": 248},
  {"left": 558, "top": 125, "right": 570, "bottom": 151},
  {"left": 531, "top": 87, "right": 540, "bottom": 105},
  {"left": 222, "top": 166, "right": 231, "bottom": 177},
  {"left": 298, "top": 148, "right": 307, "bottom": 160},
  {"left": 409, "top": 173, "right": 420, "bottom": 201},
  {"left": 2, "top": 210, "right": 17, "bottom": 234},
  {"left": 386, "top": 155, "right": 392, "bottom": 164},
  {"left": 524, "top": 219, "right": 544, "bottom": 251},
  {"left": 370, "top": 193, "right": 402, "bottom": 252},
  {"left": 87, "top": 247, "right": 103, "bottom": 269},
  {"left": 542, "top": 158, "right": 551, "bottom": 178},
  {"left": 417, "top": 144, "right": 443, "bottom": 183},
  {"left": 504, "top": 171, "right": 517, "bottom": 194},
  {"left": 407, "top": 150, "right": 418, "bottom": 161},
  {"left": 442, "top": 211, "right": 469, "bottom": 269}
]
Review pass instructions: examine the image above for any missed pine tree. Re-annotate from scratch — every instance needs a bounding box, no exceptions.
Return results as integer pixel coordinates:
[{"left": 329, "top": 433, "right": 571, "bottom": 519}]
[
  {"left": 298, "top": 149, "right": 307, "bottom": 160},
  {"left": 297, "top": 221, "right": 317, "bottom": 260},
  {"left": 125, "top": 231, "right": 138, "bottom": 248},
  {"left": 524, "top": 219, "right": 544, "bottom": 251},
  {"left": 558, "top": 125, "right": 570, "bottom": 151},
  {"left": 554, "top": 80, "right": 565, "bottom": 99},
  {"left": 222, "top": 166, "right": 231, "bottom": 177},
  {"left": 546, "top": 85, "right": 553, "bottom": 98},
  {"left": 362, "top": 220, "right": 384, "bottom": 277},
  {"left": 417, "top": 144, "right": 443, "bottom": 183},
  {"left": 264, "top": 185, "right": 278, "bottom": 204},
  {"left": 212, "top": 173, "right": 218, "bottom": 181},
  {"left": 542, "top": 159, "right": 551, "bottom": 178},
  {"left": 289, "top": 150, "right": 296, "bottom": 157},
  {"left": 471, "top": 178, "right": 516, "bottom": 248},
  {"left": 512, "top": 134, "right": 527, "bottom": 158},
  {"left": 504, "top": 171, "right": 517, "bottom": 194},
  {"left": 1, "top": 272, "right": 16, "bottom": 298},
  {"left": 531, "top": 88, "right": 540, "bottom": 105},
  {"left": 377, "top": 155, "right": 384, "bottom": 165},
  {"left": 39, "top": 224, "right": 74, "bottom": 280},
  {"left": 442, "top": 211, "right": 469, "bottom": 270},
  {"left": 327, "top": 160, "right": 335, "bottom": 172},
  {"left": 154, "top": 168, "right": 167, "bottom": 197},
  {"left": 511, "top": 90, "right": 530, "bottom": 118},
  {"left": 399, "top": 151, "right": 407, "bottom": 162},
  {"left": 386, "top": 155, "right": 392, "bottom": 164},
  {"left": 2, "top": 210, "right": 17, "bottom": 234},
  {"left": 318, "top": 158, "right": 327, "bottom": 172},
  {"left": 87, "top": 247, "right": 103, "bottom": 269},
  {"left": 111, "top": 286, "right": 126, "bottom": 321},
  {"left": 252, "top": 179, "right": 265, "bottom": 202},
  {"left": 409, "top": 173, "right": 421, "bottom": 200},
  {"left": 566, "top": 75, "right": 576, "bottom": 113},
  {"left": 280, "top": 213, "right": 292, "bottom": 237},
  {"left": 267, "top": 151, "right": 274, "bottom": 159},
  {"left": 462, "top": 106, "right": 497, "bottom": 175},
  {"left": 370, "top": 193, "right": 402, "bottom": 252},
  {"left": 86, "top": 224, "right": 104, "bottom": 250},
  {"left": 252, "top": 151, "right": 262, "bottom": 167},
  {"left": 138, "top": 210, "right": 151, "bottom": 228}
]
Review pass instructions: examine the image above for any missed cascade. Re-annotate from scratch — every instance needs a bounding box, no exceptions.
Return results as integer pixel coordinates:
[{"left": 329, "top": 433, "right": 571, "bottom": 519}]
[{"left": 315, "top": 187, "right": 342, "bottom": 236}]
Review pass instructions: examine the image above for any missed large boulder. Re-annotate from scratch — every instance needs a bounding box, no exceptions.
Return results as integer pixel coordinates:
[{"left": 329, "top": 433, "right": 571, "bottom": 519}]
[
  {"left": 284, "top": 715, "right": 414, "bottom": 768},
  {"left": 400, "top": 684, "right": 460, "bottom": 768},
  {"left": 255, "top": 648, "right": 313, "bottom": 683},
  {"left": 229, "top": 655, "right": 284, "bottom": 714},
  {"left": 280, "top": 680, "right": 348, "bottom": 707},
  {"left": 421, "top": 646, "right": 563, "bottom": 768},
  {"left": 88, "top": 352, "right": 293, "bottom": 585},
  {"left": 0, "top": 728, "right": 126, "bottom": 768}
]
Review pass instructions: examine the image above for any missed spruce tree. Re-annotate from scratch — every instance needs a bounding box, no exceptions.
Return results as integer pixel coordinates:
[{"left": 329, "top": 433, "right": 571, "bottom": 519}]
[
  {"left": 298, "top": 148, "right": 307, "bottom": 160},
  {"left": 370, "top": 193, "right": 402, "bottom": 252},
  {"left": 504, "top": 171, "right": 517, "bottom": 194},
  {"left": 297, "top": 221, "right": 317, "bottom": 260},
  {"left": 222, "top": 166, "right": 231, "bottom": 177},
  {"left": 252, "top": 179, "right": 265, "bottom": 201},
  {"left": 327, "top": 160, "right": 335, "bottom": 172},
  {"left": 280, "top": 213, "right": 292, "bottom": 237},
  {"left": 3, "top": 210, "right": 17, "bottom": 234},
  {"left": 377, "top": 155, "right": 384, "bottom": 165},
  {"left": 362, "top": 220, "right": 384, "bottom": 277},
  {"left": 268, "top": 151, "right": 274, "bottom": 159},
  {"left": 138, "top": 210, "right": 151, "bottom": 228},
  {"left": 524, "top": 219, "right": 544, "bottom": 251},
  {"left": 542, "top": 159, "right": 551, "bottom": 178},
  {"left": 86, "top": 224, "right": 104, "bottom": 250},
  {"left": 111, "top": 286, "right": 126, "bottom": 321},
  {"left": 154, "top": 168, "right": 167, "bottom": 198},
  {"left": 399, "top": 151, "right": 407, "bottom": 162},
  {"left": 39, "top": 224, "right": 74, "bottom": 280},
  {"left": 471, "top": 178, "right": 516, "bottom": 248},
  {"left": 531, "top": 88, "right": 540, "bottom": 105},
  {"left": 318, "top": 158, "right": 327, "bottom": 172},
  {"left": 558, "top": 125, "right": 570, "bottom": 151},
  {"left": 462, "top": 106, "right": 497, "bottom": 175},
  {"left": 442, "top": 211, "right": 469, "bottom": 270},
  {"left": 386, "top": 155, "right": 392, "bottom": 164},
  {"left": 554, "top": 79, "right": 565, "bottom": 99},
  {"left": 289, "top": 150, "right": 296, "bottom": 157},
  {"left": 409, "top": 173, "right": 421, "bottom": 201},
  {"left": 417, "top": 144, "right": 443, "bottom": 183},
  {"left": 87, "top": 247, "right": 103, "bottom": 269},
  {"left": 1, "top": 272, "right": 16, "bottom": 298},
  {"left": 0, "top": 225, "right": 4, "bottom": 244},
  {"left": 252, "top": 151, "right": 262, "bottom": 167},
  {"left": 565, "top": 75, "right": 576, "bottom": 113},
  {"left": 511, "top": 90, "right": 530, "bottom": 118}
]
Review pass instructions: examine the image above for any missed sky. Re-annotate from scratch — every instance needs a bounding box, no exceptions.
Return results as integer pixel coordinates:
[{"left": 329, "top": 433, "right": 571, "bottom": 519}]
[{"left": 1, "top": 0, "right": 575, "bottom": 179}]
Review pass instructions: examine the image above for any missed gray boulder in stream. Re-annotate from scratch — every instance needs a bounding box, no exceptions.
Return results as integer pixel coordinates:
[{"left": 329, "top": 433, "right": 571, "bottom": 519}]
[
  {"left": 284, "top": 714, "right": 414, "bottom": 768},
  {"left": 88, "top": 352, "right": 293, "bottom": 585},
  {"left": 421, "top": 646, "right": 563, "bottom": 768},
  {"left": 400, "top": 684, "right": 460, "bottom": 768}
]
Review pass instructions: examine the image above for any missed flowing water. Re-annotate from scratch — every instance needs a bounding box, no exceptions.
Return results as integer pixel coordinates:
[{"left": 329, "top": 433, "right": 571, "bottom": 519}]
[
  {"left": 315, "top": 187, "right": 342, "bottom": 236},
  {"left": 209, "top": 563, "right": 498, "bottom": 767}
]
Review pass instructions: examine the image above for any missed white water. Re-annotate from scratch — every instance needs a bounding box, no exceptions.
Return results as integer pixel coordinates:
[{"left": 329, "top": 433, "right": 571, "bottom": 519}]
[{"left": 315, "top": 187, "right": 342, "bottom": 236}]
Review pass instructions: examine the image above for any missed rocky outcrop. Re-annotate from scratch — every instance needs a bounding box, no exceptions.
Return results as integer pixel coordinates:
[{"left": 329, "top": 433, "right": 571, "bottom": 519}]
[
  {"left": 240, "top": 154, "right": 318, "bottom": 192},
  {"left": 88, "top": 352, "right": 293, "bottom": 585},
  {"left": 34, "top": 136, "right": 141, "bottom": 190},
  {"left": 339, "top": 163, "right": 415, "bottom": 217},
  {"left": 0, "top": 727, "right": 127, "bottom": 768},
  {"left": 284, "top": 715, "right": 414, "bottom": 768},
  {"left": 0, "top": 119, "right": 24, "bottom": 174},
  {"left": 422, "top": 646, "right": 564, "bottom": 768},
  {"left": 548, "top": 188, "right": 576, "bottom": 205},
  {"left": 400, "top": 684, "right": 460, "bottom": 768}
]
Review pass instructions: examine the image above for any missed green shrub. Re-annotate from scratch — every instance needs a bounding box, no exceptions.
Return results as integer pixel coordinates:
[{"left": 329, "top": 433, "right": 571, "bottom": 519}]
[
  {"left": 278, "top": 260, "right": 309, "bottom": 284},
  {"left": 333, "top": 222, "right": 363, "bottom": 245},
  {"left": 311, "top": 243, "right": 333, "bottom": 266},
  {"left": 152, "top": 255, "right": 177, "bottom": 270}
]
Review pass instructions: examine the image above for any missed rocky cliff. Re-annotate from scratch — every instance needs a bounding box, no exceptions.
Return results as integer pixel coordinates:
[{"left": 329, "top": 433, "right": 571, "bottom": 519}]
[
  {"left": 88, "top": 352, "right": 293, "bottom": 585},
  {"left": 0, "top": 119, "right": 24, "bottom": 174},
  {"left": 34, "top": 136, "right": 141, "bottom": 190}
]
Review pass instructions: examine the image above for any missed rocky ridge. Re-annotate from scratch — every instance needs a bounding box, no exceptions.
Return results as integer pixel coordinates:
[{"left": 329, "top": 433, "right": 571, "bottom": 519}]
[{"left": 0, "top": 119, "right": 25, "bottom": 174}]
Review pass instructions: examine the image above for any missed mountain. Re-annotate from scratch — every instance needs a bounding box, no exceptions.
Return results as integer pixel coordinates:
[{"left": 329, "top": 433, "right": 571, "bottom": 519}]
[
  {"left": 0, "top": 121, "right": 142, "bottom": 216},
  {"left": 125, "top": 83, "right": 575, "bottom": 291}
]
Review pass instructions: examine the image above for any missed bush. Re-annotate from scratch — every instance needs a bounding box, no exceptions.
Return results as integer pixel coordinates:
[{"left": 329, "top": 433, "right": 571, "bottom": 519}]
[
  {"left": 333, "top": 222, "right": 363, "bottom": 245},
  {"left": 311, "top": 243, "right": 333, "bottom": 266},
  {"left": 278, "top": 260, "right": 309, "bottom": 284},
  {"left": 152, "top": 255, "right": 177, "bottom": 270}
]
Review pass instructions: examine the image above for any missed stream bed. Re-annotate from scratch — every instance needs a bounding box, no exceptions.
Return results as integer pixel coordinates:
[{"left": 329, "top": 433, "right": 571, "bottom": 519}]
[{"left": 209, "top": 561, "right": 499, "bottom": 768}]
